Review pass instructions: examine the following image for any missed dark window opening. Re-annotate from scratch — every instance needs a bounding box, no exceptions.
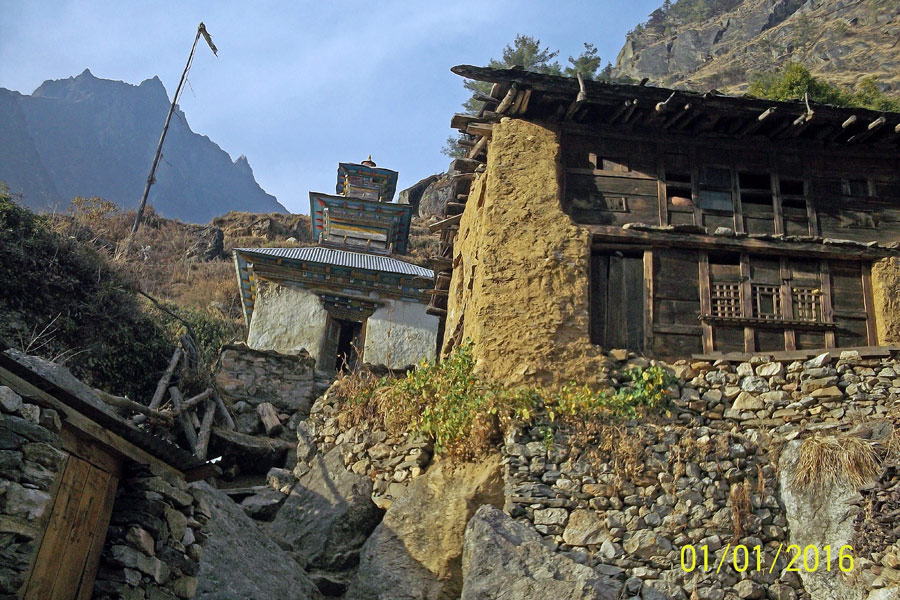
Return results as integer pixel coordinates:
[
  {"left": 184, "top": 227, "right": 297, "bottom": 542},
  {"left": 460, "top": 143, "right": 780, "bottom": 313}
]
[
  {"left": 738, "top": 172, "right": 771, "bottom": 191},
  {"left": 843, "top": 178, "right": 871, "bottom": 197}
]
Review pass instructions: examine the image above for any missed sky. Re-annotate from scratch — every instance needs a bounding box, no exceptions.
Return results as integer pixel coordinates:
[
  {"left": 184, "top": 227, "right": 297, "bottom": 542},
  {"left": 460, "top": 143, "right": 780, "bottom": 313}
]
[{"left": 0, "top": 0, "right": 663, "bottom": 214}]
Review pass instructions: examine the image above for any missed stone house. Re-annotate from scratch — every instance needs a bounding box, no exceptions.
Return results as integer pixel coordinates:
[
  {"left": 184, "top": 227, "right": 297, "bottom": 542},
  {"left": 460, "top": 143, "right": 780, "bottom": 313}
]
[
  {"left": 435, "top": 65, "right": 900, "bottom": 386},
  {"left": 235, "top": 158, "right": 439, "bottom": 371},
  {"left": 0, "top": 343, "right": 214, "bottom": 599}
]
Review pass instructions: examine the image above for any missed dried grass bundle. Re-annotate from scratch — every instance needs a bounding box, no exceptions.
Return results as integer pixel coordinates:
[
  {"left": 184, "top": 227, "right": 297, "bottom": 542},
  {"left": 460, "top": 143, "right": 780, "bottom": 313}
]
[{"left": 791, "top": 433, "right": 880, "bottom": 491}]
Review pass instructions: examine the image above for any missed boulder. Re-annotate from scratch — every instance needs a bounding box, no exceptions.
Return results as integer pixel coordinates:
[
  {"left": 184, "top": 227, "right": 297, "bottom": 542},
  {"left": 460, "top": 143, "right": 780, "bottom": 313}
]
[
  {"left": 345, "top": 454, "right": 505, "bottom": 600},
  {"left": 270, "top": 444, "right": 383, "bottom": 571},
  {"left": 398, "top": 174, "right": 442, "bottom": 213},
  {"left": 191, "top": 482, "right": 322, "bottom": 600},
  {"left": 461, "top": 506, "right": 617, "bottom": 599},
  {"left": 186, "top": 225, "right": 225, "bottom": 261}
]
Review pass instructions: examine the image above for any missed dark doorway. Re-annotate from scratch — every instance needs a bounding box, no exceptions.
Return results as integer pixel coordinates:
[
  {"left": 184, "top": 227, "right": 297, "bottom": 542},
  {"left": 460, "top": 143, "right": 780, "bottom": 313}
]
[
  {"left": 590, "top": 250, "right": 645, "bottom": 351},
  {"left": 321, "top": 316, "right": 364, "bottom": 372}
]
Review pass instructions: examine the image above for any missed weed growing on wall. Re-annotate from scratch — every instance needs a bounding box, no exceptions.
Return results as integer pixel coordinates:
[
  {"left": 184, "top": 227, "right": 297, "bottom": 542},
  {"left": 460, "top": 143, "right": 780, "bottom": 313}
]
[{"left": 335, "top": 341, "right": 676, "bottom": 460}]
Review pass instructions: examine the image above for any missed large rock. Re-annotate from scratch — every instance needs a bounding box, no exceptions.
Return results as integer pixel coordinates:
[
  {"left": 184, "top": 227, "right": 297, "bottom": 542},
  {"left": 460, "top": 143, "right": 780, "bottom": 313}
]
[
  {"left": 398, "top": 174, "right": 442, "bottom": 213},
  {"left": 191, "top": 482, "right": 322, "bottom": 600},
  {"left": 345, "top": 454, "right": 505, "bottom": 600},
  {"left": 779, "top": 439, "right": 899, "bottom": 600},
  {"left": 461, "top": 505, "right": 616, "bottom": 600},
  {"left": 270, "top": 444, "right": 383, "bottom": 570}
]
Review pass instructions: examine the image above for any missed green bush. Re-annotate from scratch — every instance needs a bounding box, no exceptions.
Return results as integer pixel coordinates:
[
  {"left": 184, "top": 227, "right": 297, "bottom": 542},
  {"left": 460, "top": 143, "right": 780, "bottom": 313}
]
[
  {"left": 0, "top": 188, "right": 173, "bottom": 399},
  {"left": 338, "top": 342, "right": 676, "bottom": 459},
  {"left": 748, "top": 62, "right": 900, "bottom": 111}
]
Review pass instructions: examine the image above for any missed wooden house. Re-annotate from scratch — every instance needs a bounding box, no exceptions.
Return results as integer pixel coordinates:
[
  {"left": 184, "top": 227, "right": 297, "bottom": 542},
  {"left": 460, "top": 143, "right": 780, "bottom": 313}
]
[
  {"left": 436, "top": 65, "right": 900, "bottom": 384},
  {"left": 0, "top": 344, "right": 213, "bottom": 600},
  {"left": 236, "top": 158, "right": 439, "bottom": 371}
]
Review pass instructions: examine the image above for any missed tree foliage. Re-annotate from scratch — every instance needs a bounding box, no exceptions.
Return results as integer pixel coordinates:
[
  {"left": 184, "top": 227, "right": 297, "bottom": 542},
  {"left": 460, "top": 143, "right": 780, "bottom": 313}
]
[
  {"left": 444, "top": 35, "right": 607, "bottom": 157},
  {"left": 748, "top": 62, "right": 900, "bottom": 112}
]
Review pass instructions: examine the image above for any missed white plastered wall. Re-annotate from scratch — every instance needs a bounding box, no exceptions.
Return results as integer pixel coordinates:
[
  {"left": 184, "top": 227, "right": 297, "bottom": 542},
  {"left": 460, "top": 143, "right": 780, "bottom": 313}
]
[
  {"left": 362, "top": 298, "right": 439, "bottom": 368},
  {"left": 246, "top": 281, "right": 328, "bottom": 362}
]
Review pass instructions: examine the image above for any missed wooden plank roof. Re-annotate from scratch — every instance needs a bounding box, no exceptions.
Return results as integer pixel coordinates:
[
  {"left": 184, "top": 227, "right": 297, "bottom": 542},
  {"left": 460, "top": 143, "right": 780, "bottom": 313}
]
[{"left": 450, "top": 65, "right": 900, "bottom": 150}]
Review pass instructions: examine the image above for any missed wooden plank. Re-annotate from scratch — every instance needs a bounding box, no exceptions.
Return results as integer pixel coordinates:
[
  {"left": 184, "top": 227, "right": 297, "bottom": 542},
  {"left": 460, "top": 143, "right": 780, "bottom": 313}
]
[
  {"left": 74, "top": 472, "right": 119, "bottom": 600},
  {"left": 49, "top": 466, "right": 111, "bottom": 599},
  {"left": 0, "top": 366, "right": 187, "bottom": 480},
  {"left": 644, "top": 250, "right": 654, "bottom": 352},
  {"left": 656, "top": 153, "right": 668, "bottom": 226},
  {"left": 740, "top": 254, "right": 754, "bottom": 352},
  {"left": 821, "top": 260, "right": 836, "bottom": 348},
  {"left": 23, "top": 456, "right": 91, "bottom": 600},
  {"left": 699, "top": 253, "right": 713, "bottom": 353},
  {"left": 586, "top": 225, "right": 900, "bottom": 260},
  {"left": 862, "top": 265, "right": 878, "bottom": 345},
  {"left": 780, "top": 257, "right": 796, "bottom": 351},
  {"left": 428, "top": 214, "right": 463, "bottom": 232},
  {"left": 692, "top": 345, "right": 897, "bottom": 362},
  {"left": 607, "top": 256, "right": 626, "bottom": 348},
  {"left": 60, "top": 426, "right": 121, "bottom": 475},
  {"left": 653, "top": 323, "right": 703, "bottom": 335},
  {"left": 624, "top": 256, "right": 645, "bottom": 351},
  {"left": 590, "top": 254, "right": 609, "bottom": 346}
]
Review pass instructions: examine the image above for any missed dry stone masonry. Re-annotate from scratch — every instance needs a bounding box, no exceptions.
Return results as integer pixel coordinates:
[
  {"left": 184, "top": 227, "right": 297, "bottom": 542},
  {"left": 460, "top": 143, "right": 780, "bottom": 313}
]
[{"left": 0, "top": 386, "right": 66, "bottom": 598}]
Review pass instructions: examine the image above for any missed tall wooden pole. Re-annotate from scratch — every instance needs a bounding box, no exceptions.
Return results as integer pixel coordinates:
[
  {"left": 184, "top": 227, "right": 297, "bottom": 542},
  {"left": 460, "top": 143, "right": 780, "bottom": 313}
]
[{"left": 119, "top": 23, "right": 216, "bottom": 259}]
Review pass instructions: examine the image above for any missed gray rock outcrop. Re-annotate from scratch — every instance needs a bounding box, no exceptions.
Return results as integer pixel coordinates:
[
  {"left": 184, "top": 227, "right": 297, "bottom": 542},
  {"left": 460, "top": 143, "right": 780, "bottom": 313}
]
[
  {"left": 398, "top": 174, "right": 442, "bottom": 214},
  {"left": 269, "top": 444, "right": 383, "bottom": 571},
  {"left": 345, "top": 454, "right": 504, "bottom": 600},
  {"left": 191, "top": 482, "right": 323, "bottom": 600},
  {"left": 461, "top": 505, "right": 616, "bottom": 600}
]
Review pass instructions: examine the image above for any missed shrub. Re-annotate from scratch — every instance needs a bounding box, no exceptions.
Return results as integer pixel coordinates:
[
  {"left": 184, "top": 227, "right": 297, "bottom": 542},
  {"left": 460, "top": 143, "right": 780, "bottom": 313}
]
[{"left": 336, "top": 341, "right": 676, "bottom": 460}]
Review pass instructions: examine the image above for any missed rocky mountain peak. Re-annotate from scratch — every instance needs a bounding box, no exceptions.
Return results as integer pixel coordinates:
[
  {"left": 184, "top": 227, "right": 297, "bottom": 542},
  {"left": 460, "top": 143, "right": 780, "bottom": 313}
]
[{"left": 613, "top": 0, "right": 900, "bottom": 93}]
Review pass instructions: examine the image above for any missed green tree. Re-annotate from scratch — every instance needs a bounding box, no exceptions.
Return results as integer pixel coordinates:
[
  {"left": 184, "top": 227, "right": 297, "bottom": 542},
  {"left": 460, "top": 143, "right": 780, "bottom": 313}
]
[
  {"left": 748, "top": 62, "right": 900, "bottom": 112},
  {"left": 564, "top": 43, "right": 603, "bottom": 81},
  {"left": 445, "top": 35, "right": 600, "bottom": 157}
]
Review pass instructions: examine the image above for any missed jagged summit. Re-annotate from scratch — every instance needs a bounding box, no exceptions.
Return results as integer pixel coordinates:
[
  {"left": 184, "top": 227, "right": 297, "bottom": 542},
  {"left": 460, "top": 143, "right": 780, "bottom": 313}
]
[{"left": 1, "top": 71, "right": 286, "bottom": 222}]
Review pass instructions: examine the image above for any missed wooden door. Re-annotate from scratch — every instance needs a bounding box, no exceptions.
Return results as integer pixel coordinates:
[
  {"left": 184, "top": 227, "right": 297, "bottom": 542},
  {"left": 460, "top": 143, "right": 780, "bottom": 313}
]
[
  {"left": 23, "top": 450, "right": 119, "bottom": 600},
  {"left": 320, "top": 316, "right": 341, "bottom": 372},
  {"left": 591, "top": 252, "right": 645, "bottom": 351}
]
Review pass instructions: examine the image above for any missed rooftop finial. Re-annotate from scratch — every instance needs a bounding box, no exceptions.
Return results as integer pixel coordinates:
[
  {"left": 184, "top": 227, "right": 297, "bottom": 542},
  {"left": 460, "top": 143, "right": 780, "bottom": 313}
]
[{"left": 361, "top": 155, "right": 376, "bottom": 167}]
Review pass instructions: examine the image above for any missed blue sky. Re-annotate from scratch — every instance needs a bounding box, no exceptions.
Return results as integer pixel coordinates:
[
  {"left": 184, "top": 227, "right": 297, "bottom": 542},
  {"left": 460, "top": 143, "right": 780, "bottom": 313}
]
[{"left": 1, "top": 1, "right": 662, "bottom": 214}]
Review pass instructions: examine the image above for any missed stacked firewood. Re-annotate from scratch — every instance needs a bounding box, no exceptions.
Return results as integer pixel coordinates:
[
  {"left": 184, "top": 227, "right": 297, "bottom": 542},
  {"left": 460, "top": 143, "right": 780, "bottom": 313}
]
[{"left": 94, "top": 334, "right": 236, "bottom": 460}]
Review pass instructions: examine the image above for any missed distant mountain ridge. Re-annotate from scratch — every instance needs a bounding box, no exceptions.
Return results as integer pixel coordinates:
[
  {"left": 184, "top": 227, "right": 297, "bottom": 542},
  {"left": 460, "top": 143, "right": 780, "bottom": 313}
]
[
  {"left": 613, "top": 0, "right": 900, "bottom": 94},
  {"left": 0, "top": 69, "right": 286, "bottom": 222}
]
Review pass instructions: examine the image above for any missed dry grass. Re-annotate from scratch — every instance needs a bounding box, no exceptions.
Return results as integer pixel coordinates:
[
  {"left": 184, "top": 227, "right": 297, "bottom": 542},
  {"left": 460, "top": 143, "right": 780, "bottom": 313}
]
[
  {"left": 791, "top": 433, "right": 881, "bottom": 491},
  {"left": 729, "top": 481, "right": 751, "bottom": 542}
]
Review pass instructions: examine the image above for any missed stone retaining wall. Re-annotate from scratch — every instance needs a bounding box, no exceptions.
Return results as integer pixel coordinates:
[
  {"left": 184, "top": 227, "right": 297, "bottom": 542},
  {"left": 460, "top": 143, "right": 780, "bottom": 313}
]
[
  {"left": 0, "top": 386, "right": 66, "bottom": 598},
  {"left": 93, "top": 465, "right": 210, "bottom": 600}
]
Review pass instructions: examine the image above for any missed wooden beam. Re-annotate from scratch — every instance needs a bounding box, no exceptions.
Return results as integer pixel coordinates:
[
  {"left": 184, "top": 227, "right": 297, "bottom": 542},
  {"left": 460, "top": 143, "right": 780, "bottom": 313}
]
[
  {"left": 467, "top": 135, "right": 489, "bottom": 159},
  {"left": 0, "top": 365, "right": 187, "bottom": 479},
  {"left": 428, "top": 214, "right": 463, "bottom": 232},
  {"left": 94, "top": 389, "right": 173, "bottom": 424},
  {"left": 587, "top": 226, "right": 900, "bottom": 260},
  {"left": 495, "top": 83, "right": 519, "bottom": 114},
  {"left": 194, "top": 400, "right": 216, "bottom": 460},
  {"left": 212, "top": 392, "right": 235, "bottom": 430},
  {"left": 169, "top": 387, "right": 198, "bottom": 452}
]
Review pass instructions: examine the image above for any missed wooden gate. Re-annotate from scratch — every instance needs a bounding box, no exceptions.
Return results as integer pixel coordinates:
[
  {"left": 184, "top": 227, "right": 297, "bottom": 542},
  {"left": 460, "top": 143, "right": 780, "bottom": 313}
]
[
  {"left": 590, "top": 251, "right": 646, "bottom": 351},
  {"left": 22, "top": 431, "right": 120, "bottom": 600}
]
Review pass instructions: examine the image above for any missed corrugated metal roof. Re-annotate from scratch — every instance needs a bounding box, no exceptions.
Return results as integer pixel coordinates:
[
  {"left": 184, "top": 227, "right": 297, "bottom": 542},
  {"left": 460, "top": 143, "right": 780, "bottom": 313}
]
[{"left": 235, "top": 246, "right": 434, "bottom": 278}]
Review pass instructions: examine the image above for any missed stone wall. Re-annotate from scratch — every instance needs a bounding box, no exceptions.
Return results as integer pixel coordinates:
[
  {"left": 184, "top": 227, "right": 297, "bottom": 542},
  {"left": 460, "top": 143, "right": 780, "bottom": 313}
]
[
  {"left": 443, "top": 118, "right": 612, "bottom": 387},
  {"left": 215, "top": 343, "right": 329, "bottom": 434},
  {"left": 246, "top": 282, "right": 329, "bottom": 360},
  {"left": 93, "top": 465, "right": 209, "bottom": 600},
  {"left": 0, "top": 386, "right": 66, "bottom": 598}
]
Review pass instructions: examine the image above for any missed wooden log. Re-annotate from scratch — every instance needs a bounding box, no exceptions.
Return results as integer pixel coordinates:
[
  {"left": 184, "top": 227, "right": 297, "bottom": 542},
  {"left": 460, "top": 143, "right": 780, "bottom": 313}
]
[
  {"left": 194, "top": 399, "right": 216, "bottom": 460},
  {"left": 257, "top": 402, "right": 283, "bottom": 437},
  {"left": 212, "top": 392, "right": 236, "bottom": 430},
  {"left": 495, "top": 83, "right": 519, "bottom": 114},
  {"left": 467, "top": 135, "right": 489, "bottom": 159},
  {"left": 134, "top": 346, "right": 182, "bottom": 424},
  {"left": 169, "top": 387, "right": 198, "bottom": 451},
  {"left": 94, "top": 389, "right": 173, "bottom": 424},
  {"left": 173, "top": 388, "right": 212, "bottom": 416}
]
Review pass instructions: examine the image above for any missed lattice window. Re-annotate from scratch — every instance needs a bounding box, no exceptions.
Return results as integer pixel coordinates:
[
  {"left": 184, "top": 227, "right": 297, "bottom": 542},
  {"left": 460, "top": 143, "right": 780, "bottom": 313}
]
[
  {"left": 792, "top": 286, "right": 822, "bottom": 322},
  {"left": 711, "top": 283, "right": 741, "bottom": 317},
  {"left": 752, "top": 285, "right": 782, "bottom": 320}
]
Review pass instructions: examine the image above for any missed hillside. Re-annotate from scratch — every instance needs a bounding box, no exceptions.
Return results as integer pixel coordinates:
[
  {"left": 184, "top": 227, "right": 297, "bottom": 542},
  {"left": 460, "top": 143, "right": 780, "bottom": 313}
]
[
  {"left": 0, "top": 69, "right": 286, "bottom": 222},
  {"left": 613, "top": 0, "right": 900, "bottom": 93}
]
